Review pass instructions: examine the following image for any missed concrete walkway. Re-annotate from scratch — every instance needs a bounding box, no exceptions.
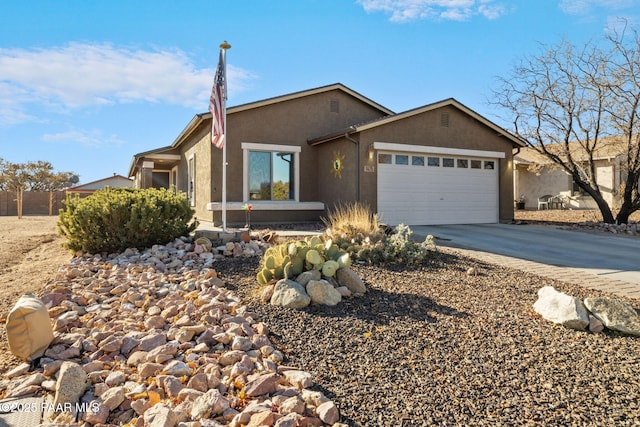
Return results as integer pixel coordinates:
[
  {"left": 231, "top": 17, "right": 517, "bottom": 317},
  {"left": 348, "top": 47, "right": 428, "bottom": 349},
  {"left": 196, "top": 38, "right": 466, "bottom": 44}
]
[{"left": 412, "top": 223, "right": 640, "bottom": 300}]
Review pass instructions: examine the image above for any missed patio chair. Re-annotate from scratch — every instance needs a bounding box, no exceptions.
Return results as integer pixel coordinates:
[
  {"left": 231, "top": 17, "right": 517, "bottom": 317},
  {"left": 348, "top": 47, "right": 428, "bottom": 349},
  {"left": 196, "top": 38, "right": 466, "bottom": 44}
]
[
  {"left": 537, "top": 195, "right": 553, "bottom": 210},
  {"left": 550, "top": 195, "right": 567, "bottom": 209}
]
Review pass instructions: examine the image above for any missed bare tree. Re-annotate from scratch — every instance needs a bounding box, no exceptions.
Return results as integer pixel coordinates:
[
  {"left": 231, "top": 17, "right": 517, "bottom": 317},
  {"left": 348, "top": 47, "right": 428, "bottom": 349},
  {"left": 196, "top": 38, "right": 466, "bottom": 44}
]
[{"left": 492, "top": 22, "right": 640, "bottom": 224}]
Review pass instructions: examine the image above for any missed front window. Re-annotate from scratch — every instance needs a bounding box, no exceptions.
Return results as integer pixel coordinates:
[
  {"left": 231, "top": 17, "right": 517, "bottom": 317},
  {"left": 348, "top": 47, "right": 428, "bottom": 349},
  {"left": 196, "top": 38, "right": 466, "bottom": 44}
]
[{"left": 248, "top": 150, "right": 295, "bottom": 200}]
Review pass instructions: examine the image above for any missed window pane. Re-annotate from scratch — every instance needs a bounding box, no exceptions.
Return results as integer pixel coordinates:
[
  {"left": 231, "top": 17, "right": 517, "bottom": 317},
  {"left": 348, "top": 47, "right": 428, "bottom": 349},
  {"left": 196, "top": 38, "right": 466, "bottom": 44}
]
[
  {"left": 470, "top": 160, "right": 481, "bottom": 169},
  {"left": 457, "top": 159, "right": 468, "bottom": 168},
  {"left": 273, "top": 152, "right": 293, "bottom": 200},
  {"left": 484, "top": 160, "right": 495, "bottom": 170},
  {"left": 249, "top": 151, "right": 294, "bottom": 200},
  {"left": 412, "top": 156, "right": 425, "bottom": 166},
  {"left": 395, "top": 155, "right": 409, "bottom": 165},
  {"left": 427, "top": 157, "right": 440, "bottom": 167},
  {"left": 378, "top": 153, "right": 392, "bottom": 164},
  {"left": 443, "top": 158, "right": 454, "bottom": 168},
  {"left": 249, "top": 151, "right": 271, "bottom": 200}
]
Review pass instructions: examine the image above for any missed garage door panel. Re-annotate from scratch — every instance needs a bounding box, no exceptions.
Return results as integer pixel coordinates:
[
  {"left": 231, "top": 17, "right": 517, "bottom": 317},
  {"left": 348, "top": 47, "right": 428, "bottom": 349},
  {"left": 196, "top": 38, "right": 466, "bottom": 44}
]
[{"left": 377, "top": 154, "right": 498, "bottom": 226}]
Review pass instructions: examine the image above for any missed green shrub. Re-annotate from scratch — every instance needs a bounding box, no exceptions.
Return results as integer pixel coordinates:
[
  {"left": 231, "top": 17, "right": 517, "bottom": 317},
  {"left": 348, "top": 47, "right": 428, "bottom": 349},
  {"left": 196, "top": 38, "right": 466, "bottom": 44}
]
[{"left": 58, "top": 187, "right": 197, "bottom": 253}]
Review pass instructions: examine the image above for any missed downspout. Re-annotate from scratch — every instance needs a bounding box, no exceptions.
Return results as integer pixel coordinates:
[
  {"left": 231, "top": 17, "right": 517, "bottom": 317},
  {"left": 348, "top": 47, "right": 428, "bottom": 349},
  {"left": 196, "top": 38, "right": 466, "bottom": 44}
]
[{"left": 344, "top": 126, "right": 360, "bottom": 201}]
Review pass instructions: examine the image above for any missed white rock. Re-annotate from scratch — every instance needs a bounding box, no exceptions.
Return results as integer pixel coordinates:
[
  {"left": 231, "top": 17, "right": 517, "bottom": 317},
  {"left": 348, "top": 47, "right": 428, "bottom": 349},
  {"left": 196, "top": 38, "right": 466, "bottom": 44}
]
[
  {"left": 533, "top": 286, "right": 589, "bottom": 330},
  {"left": 306, "top": 280, "right": 342, "bottom": 306}
]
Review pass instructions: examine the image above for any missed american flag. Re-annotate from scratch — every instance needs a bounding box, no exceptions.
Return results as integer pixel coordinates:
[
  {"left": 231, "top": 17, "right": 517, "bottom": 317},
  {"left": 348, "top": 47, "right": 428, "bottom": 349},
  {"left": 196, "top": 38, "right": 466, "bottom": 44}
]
[{"left": 209, "top": 49, "right": 226, "bottom": 149}]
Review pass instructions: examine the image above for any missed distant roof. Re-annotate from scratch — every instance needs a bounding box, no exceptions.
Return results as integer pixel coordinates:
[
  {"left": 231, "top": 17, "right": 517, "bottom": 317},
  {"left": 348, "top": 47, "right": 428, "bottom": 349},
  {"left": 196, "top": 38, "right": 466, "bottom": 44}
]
[
  {"left": 515, "top": 137, "right": 630, "bottom": 165},
  {"left": 308, "top": 97, "right": 525, "bottom": 148},
  {"left": 67, "top": 174, "right": 134, "bottom": 192}
]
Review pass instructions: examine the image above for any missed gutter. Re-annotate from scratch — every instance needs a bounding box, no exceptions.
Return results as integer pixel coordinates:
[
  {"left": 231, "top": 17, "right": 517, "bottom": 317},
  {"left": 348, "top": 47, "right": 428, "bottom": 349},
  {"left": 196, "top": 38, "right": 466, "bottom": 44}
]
[{"left": 344, "top": 126, "right": 360, "bottom": 201}]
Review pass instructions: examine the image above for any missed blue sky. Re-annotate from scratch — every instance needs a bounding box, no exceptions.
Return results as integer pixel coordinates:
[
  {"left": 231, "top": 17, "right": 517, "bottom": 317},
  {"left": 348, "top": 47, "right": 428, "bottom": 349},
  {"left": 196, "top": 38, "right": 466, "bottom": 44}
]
[{"left": 1, "top": 0, "right": 639, "bottom": 185}]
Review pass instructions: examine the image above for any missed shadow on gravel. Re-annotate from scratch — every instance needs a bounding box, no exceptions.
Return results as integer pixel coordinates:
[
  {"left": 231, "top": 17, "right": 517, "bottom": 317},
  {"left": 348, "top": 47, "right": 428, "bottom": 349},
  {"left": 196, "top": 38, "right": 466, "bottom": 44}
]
[{"left": 303, "top": 286, "right": 468, "bottom": 325}]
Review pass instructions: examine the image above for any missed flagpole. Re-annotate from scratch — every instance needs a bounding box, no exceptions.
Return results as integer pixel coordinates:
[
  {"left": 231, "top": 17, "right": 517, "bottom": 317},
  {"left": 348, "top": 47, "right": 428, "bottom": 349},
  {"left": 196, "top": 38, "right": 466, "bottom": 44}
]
[{"left": 219, "top": 41, "right": 231, "bottom": 232}]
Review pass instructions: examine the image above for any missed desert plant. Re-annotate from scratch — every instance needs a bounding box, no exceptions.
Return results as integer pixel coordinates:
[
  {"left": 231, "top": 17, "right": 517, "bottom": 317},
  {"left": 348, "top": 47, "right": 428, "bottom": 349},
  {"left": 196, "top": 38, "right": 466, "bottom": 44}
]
[
  {"left": 58, "top": 187, "right": 197, "bottom": 253},
  {"left": 322, "top": 202, "right": 382, "bottom": 241},
  {"left": 256, "top": 235, "right": 351, "bottom": 285}
]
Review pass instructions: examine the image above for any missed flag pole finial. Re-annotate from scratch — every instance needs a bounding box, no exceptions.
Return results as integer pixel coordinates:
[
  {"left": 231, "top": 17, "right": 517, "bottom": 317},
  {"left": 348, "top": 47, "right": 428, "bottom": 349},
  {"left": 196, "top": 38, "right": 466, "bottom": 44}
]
[{"left": 220, "top": 41, "right": 231, "bottom": 50}]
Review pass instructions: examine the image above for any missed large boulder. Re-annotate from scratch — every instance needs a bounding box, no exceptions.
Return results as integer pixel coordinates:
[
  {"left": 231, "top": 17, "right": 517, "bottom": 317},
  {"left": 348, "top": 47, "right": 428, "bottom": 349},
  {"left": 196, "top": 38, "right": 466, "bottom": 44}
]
[
  {"left": 270, "top": 280, "right": 311, "bottom": 309},
  {"left": 306, "top": 280, "right": 342, "bottom": 306},
  {"left": 584, "top": 297, "right": 640, "bottom": 336},
  {"left": 533, "top": 286, "right": 589, "bottom": 330}
]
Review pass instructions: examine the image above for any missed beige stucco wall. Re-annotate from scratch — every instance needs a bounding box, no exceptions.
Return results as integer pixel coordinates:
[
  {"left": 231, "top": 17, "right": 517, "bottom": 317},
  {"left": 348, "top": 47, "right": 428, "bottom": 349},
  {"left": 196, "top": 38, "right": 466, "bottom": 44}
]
[
  {"left": 202, "top": 88, "right": 388, "bottom": 225},
  {"left": 515, "top": 160, "right": 617, "bottom": 210}
]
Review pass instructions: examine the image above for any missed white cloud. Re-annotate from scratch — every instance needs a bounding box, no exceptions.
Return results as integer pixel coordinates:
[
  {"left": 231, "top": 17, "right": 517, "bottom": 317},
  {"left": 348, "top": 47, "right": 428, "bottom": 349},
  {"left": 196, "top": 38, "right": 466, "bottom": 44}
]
[
  {"left": 559, "top": 0, "right": 639, "bottom": 15},
  {"left": 42, "top": 129, "right": 125, "bottom": 148},
  {"left": 0, "top": 43, "right": 256, "bottom": 124},
  {"left": 357, "top": 0, "right": 508, "bottom": 22}
]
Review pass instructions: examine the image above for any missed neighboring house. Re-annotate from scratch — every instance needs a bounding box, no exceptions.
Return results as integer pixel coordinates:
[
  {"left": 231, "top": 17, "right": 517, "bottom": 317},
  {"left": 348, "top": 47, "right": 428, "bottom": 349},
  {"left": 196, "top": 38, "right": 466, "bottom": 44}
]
[
  {"left": 514, "top": 141, "right": 627, "bottom": 210},
  {"left": 66, "top": 174, "right": 135, "bottom": 195},
  {"left": 129, "top": 83, "right": 524, "bottom": 227}
]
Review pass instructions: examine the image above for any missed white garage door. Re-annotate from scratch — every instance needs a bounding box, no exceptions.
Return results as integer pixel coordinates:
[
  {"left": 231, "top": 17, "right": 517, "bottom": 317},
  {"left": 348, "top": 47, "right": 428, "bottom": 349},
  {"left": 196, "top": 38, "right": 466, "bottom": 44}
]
[{"left": 377, "top": 152, "right": 499, "bottom": 225}]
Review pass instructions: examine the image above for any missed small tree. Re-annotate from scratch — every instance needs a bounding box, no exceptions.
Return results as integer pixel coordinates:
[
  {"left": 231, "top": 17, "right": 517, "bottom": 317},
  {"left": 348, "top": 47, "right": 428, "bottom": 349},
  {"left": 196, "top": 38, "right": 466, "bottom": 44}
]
[{"left": 492, "top": 22, "right": 640, "bottom": 224}]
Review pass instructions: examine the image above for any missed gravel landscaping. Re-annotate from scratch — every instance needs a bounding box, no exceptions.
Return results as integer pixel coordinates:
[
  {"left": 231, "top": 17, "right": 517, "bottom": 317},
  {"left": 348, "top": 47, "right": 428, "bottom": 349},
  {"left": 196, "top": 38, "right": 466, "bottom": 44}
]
[
  {"left": 1, "top": 216, "right": 639, "bottom": 426},
  {"left": 222, "top": 253, "right": 640, "bottom": 426}
]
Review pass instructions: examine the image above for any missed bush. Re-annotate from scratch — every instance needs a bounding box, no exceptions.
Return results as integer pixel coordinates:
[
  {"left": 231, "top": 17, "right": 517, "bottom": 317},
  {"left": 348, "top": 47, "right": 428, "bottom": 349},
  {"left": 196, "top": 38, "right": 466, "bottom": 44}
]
[{"left": 58, "top": 187, "right": 197, "bottom": 253}]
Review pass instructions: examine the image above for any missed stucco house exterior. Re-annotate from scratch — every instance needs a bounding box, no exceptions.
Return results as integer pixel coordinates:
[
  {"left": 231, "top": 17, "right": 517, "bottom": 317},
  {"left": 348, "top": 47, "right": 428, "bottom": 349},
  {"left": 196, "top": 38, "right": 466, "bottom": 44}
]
[
  {"left": 129, "top": 83, "right": 524, "bottom": 227},
  {"left": 514, "top": 141, "right": 627, "bottom": 210}
]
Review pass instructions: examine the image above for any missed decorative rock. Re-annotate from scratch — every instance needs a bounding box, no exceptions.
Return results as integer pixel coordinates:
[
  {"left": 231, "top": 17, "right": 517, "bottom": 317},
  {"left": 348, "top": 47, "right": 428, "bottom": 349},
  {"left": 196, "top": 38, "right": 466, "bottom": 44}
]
[
  {"left": 190, "top": 389, "right": 230, "bottom": 420},
  {"left": 261, "top": 285, "right": 275, "bottom": 303},
  {"left": 270, "top": 280, "right": 311, "bottom": 309},
  {"left": 589, "top": 314, "right": 605, "bottom": 333},
  {"left": 105, "top": 370, "right": 126, "bottom": 386},
  {"left": 336, "top": 268, "right": 367, "bottom": 295},
  {"left": 533, "top": 286, "right": 589, "bottom": 330},
  {"left": 82, "top": 401, "right": 110, "bottom": 424},
  {"left": 144, "top": 403, "right": 178, "bottom": 427},
  {"left": 584, "top": 297, "right": 640, "bottom": 336},
  {"left": 245, "top": 373, "right": 281, "bottom": 397},
  {"left": 296, "top": 270, "right": 321, "bottom": 287},
  {"left": 139, "top": 362, "right": 164, "bottom": 378},
  {"left": 316, "top": 400, "right": 339, "bottom": 424},
  {"left": 53, "top": 361, "right": 89, "bottom": 408},
  {"left": 336, "top": 286, "right": 351, "bottom": 297},
  {"left": 279, "top": 396, "right": 306, "bottom": 415},
  {"left": 248, "top": 410, "right": 275, "bottom": 427},
  {"left": 101, "top": 385, "right": 125, "bottom": 410},
  {"left": 162, "top": 360, "right": 193, "bottom": 377},
  {"left": 306, "top": 280, "right": 342, "bottom": 306},
  {"left": 282, "top": 370, "right": 313, "bottom": 389}
]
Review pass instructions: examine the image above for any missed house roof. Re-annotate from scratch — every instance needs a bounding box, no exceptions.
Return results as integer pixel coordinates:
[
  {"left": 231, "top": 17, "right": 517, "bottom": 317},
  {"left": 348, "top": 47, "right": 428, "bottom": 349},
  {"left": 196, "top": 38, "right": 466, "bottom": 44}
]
[
  {"left": 514, "top": 137, "right": 630, "bottom": 165},
  {"left": 307, "top": 98, "right": 526, "bottom": 147},
  {"left": 67, "top": 174, "right": 133, "bottom": 192},
  {"left": 166, "top": 83, "right": 395, "bottom": 151}
]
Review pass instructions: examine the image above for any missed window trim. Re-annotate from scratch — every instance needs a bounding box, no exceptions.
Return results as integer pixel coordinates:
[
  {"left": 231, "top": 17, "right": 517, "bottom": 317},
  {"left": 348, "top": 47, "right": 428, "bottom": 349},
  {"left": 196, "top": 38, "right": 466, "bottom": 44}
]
[
  {"left": 187, "top": 154, "right": 195, "bottom": 206},
  {"left": 241, "top": 143, "right": 301, "bottom": 202}
]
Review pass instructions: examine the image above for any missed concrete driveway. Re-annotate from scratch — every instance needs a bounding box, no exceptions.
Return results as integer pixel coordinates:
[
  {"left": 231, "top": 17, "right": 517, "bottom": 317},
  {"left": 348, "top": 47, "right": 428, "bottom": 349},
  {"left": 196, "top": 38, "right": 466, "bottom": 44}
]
[{"left": 411, "top": 223, "right": 640, "bottom": 285}]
